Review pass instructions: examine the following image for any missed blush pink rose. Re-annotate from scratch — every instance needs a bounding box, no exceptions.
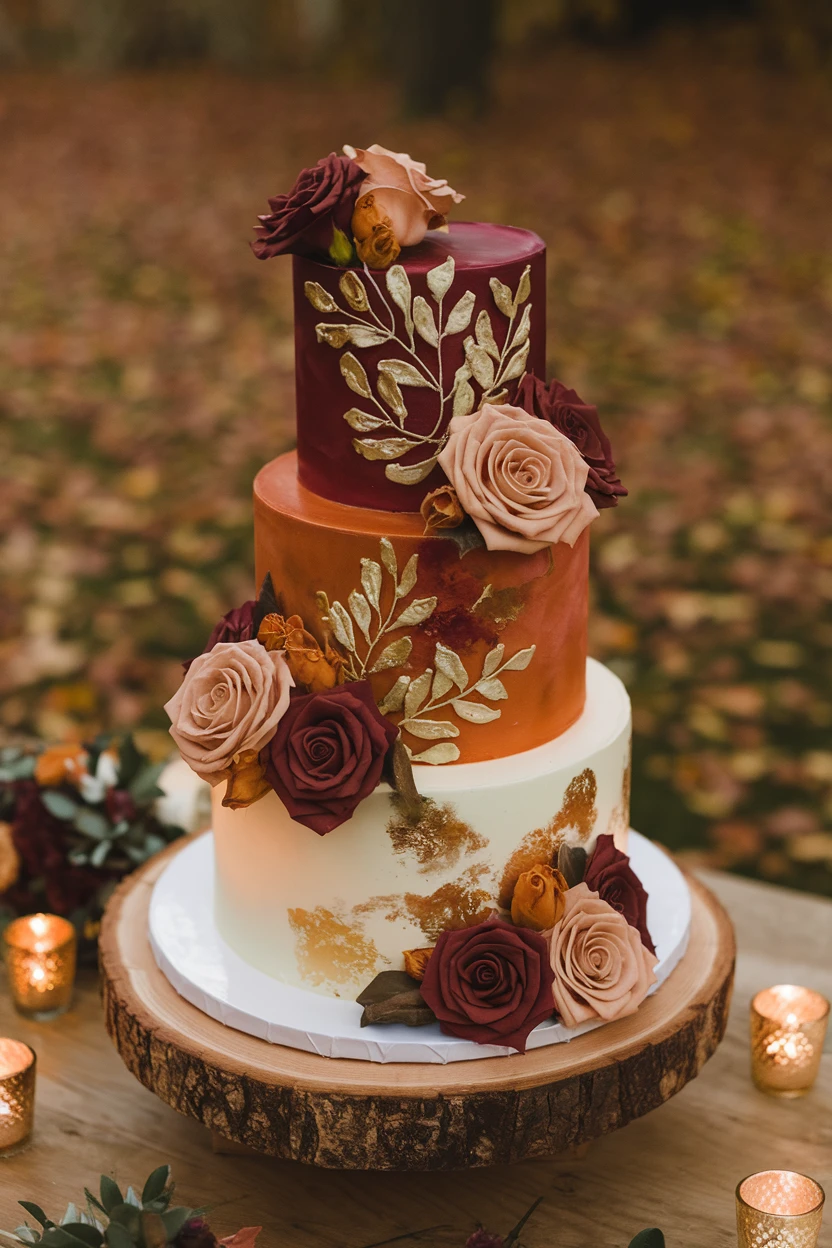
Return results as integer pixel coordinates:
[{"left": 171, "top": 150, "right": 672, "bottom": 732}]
[
  {"left": 548, "top": 883, "right": 658, "bottom": 1028},
  {"left": 165, "top": 640, "right": 293, "bottom": 784},
  {"left": 343, "top": 143, "right": 464, "bottom": 247},
  {"left": 437, "top": 403, "right": 599, "bottom": 554}
]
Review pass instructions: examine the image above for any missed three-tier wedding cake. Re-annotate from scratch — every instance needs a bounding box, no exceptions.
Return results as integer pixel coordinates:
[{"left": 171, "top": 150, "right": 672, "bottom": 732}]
[{"left": 156, "top": 145, "right": 690, "bottom": 1061}]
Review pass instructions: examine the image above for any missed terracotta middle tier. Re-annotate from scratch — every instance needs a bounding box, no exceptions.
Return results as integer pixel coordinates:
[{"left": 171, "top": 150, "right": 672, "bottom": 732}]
[{"left": 254, "top": 452, "right": 588, "bottom": 764}]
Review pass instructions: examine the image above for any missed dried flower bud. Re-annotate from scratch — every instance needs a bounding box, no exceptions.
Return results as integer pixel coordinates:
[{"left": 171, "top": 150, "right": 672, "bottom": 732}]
[
  {"left": 350, "top": 191, "right": 386, "bottom": 242},
  {"left": 222, "top": 749, "right": 271, "bottom": 810},
  {"left": 355, "top": 221, "right": 401, "bottom": 270},
  {"left": 511, "top": 863, "right": 568, "bottom": 931},
  {"left": 0, "top": 821, "right": 21, "bottom": 893},
  {"left": 403, "top": 947, "right": 434, "bottom": 982},
  {"left": 34, "top": 743, "right": 90, "bottom": 788},
  {"left": 420, "top": 484, "right": 465, "bottom": 533}
]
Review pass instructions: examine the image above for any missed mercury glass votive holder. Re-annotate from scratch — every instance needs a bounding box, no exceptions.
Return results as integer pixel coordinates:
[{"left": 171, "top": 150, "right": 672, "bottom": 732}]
[
  {"left": 3, "top": 914, "right": 77, "bottom": 1020},
  {"left": 737, "top": 1171, "right": 825, "bottom": 1248},
  {"left": 0, "top": 1039, "right": 36, "bottom": 1155},
  {"left": 750, "top": 985, "right": 829, "bottom": 1097}
]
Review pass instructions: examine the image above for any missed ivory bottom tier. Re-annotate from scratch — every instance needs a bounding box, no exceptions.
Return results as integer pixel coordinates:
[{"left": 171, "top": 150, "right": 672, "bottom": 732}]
[{"left": 213, "top": 657, "right": 632, "bottom": 998}]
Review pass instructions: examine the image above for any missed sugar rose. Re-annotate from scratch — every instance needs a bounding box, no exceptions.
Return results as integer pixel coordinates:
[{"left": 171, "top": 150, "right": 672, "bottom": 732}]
[
  {"left": 437, "top": 403, "right": 599, "bottom": 554},
  {"left": 548, "top": 883, "right": 658, "bottom": 1028},
  {"left": 252, "top": 152, "right": 366, "bottom": 261},
  {"left": 585, "top": 833, "right": 656, "bottom": 954},
  {"left": 511, "top": 863, "right": 568, "bottom": 931},
  {"left": 263, "top": 681, "right": 398, "bottom": 835},
  {"left": 515, "top": 373, "right": 627, "bottom": 511},
  {"left": 419, "top": 917, "right": 555, "bottom": 1052},
  {"left": 165, "top": 640, "right": 293, "bottom": 784},
  {"left": 344, "top": 143, "right": 464, "bottom": 251},
  {"left": 420, "top": 483, "right": 465, "bottom": 533}
]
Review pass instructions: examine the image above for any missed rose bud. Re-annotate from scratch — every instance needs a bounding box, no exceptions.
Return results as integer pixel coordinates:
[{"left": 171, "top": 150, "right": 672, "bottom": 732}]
[
  {"left": 403, "top": 947, "right": 434, "bottom": 982},
  {"left": 511, "top": 863, "right": 568, "bottom": 931},
  {"left": 420, "top": 484, "right": 465, "bottom": 533},
  {"left": 355, "top": 221, "right": 401, "bottom": 270}
]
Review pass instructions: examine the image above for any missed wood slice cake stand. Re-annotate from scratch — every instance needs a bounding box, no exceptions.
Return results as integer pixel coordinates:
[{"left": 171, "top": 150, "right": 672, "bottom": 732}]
[{"left": 99, "top": 840, "right": 735, "bottom": 1172}]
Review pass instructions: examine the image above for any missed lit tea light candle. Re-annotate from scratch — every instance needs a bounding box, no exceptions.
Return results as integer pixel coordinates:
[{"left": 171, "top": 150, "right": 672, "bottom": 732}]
[
  {"left": 0, "top": 1039, "right": 36, "bottom": 1155},
  {"left": 736, "top": 1170, "right": 825, "bottom": 1248},
  {"left": 750, "top": 984, "right": 829, "bottom": 1098},
  {"left": 3, "top": 913, "right": 77, "bottom": 1020}
]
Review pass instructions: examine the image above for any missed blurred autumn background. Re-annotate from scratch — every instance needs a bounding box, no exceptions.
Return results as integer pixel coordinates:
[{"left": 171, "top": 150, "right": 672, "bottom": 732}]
[{"left": 1, "top": 0, "right": 831, "bottom": 895}]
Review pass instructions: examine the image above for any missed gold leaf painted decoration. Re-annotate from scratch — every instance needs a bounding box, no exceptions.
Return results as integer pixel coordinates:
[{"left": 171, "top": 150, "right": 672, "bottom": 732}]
[
  {"left": 451, "top": 700, "right": 501, "bottom": 723},
  {"left": 400, "top": 718, "right": 460, "bottom": 740},
  {"left": 309, "top": 256, "right": 533, "bottom": 483},
  {"left": 344, "top": 408, "right": 386, "bottom": 432},
  {"left": 410, "top": 742, "right": 461, "bottom": 765},
  {"left": 434, "top": 642, "right": 467, "bottom": 691},
  {"left": 353, "top": 436, "right": 415, "bottom": 461},
  {"left": 340, "top": 352, "right": 372, "bottom": 398},
  {"left": 304, "top": 281, "right": 339, "bottom": 313},
  {"left": 316, "top": 538, "right": 435, "bottom": 684},
  {"left": 385, "top": 457, "right": 438, "bottom": 485},
  {"left": 426, "top": 255, "right": 455, "bottom": 301},
  {"left": 339, "top": 270, "right": 370, "bottom": 312},
  {"left": 377, "top": 673, "right": 411, "bottom": 713}
]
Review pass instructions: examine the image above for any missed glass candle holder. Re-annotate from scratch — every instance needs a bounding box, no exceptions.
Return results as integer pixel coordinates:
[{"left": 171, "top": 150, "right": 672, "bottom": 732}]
[
  {"left": 750, "top": 985, "right": 829, "bottom": 1098},
  {"left": 0, "top": 1039, "right": 36, "bottom": 1155},
  {"left": 3, "top": 914, "right": 77, "bottom": 1020},
  {"left": 737, "top": 1171, "right": 825, "bottom": 1248}
]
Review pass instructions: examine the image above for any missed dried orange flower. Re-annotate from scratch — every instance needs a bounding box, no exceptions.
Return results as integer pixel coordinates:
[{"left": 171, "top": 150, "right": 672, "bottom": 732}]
[
  {"left": 0, "top": 821, "right": 21, "bottom": 893},
  {"left": 511, "top": 863, "right": 569, "bottom": 931},
  {"left": 420, "top": 484, "right": 465, "bottom": 534},
  {"left": 258, "top": 611, "right": 344, "bottom": 691},
  {"left": 403, "top": 947, "right": 434, "bottom": 982},
  {"left": 222, "top": 749, "right": 271, "bottom": 810},
  {"left": 355, "top": 222, "right": 401, "bottom": 270},
  {"left": 34, "top": 743, "right": 89, "bottom": 788}
]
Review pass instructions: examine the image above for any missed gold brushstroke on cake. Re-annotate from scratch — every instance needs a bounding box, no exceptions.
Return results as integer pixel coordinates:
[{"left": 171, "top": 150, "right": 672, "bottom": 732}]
[
  {"left": 606, "top": 746, "right": 632, "bottom": 845},
  {"left": 288, "top": 906, "right": 380, "bottom": 988},
  {"left": 357, "top": 863, "right": 495, "bottom": 942},
  {"left": 497, "top": 768, "right": 598, "bottom": 908},
  {"left": 386, "top": 798, "right": 487, "bottom": 873}
]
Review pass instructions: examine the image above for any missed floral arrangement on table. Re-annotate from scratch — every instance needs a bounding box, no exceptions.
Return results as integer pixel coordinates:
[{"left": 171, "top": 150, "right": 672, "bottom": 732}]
[
  {"left": 0, "top": 737, "right": 186, "bottom": 949},
  {"left": 0, "top": 1165, "right": 260, "bottom": 1248},
  {"left": 357, "top": 833, "right": 658, "bottom": 1051}
]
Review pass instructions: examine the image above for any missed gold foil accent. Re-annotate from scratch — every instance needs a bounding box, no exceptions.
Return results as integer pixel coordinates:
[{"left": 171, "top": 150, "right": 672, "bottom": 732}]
[
  {"left": 305, "top": 257, "right": 532, "bottom": 483},
  {"left": 288, "top": 906, "right": 380, "bottom": 988},
  {"left": 386, "top": 799, "right": 487, "bottom": 874},
  {"left": 606, "top": 746, "right": 632, "bottom": 843},
  {"left": 498, "top": 769, "right": 598, "bottom": 908},
  {"left": 358, "top": 864, "right": 494, "bottom": 942}
]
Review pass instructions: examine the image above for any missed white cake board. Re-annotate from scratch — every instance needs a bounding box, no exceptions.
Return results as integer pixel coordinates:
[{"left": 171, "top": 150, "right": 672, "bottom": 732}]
[{"left": 149, "top": 830, "right": 690, "bottom": 1065}]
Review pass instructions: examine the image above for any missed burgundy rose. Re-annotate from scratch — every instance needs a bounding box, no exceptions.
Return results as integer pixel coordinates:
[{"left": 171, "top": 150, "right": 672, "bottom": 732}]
[
  {"left": 105, "top": 787, "right": 137, "bottom": 825},
  {"left": 419, "top": 918, "right": 555, "bottom": 1052},
  {"left": 251, "top": 153, "right": 366, "bottom": 261},
  {"left": 263, "top": 681, "right": 398, "bottom": 835},
  {"left": 174, "top": 1218, "right": 218, "bottom": 1248},
  {"left": 9, "top": 781, "right": 102, "bottom": 916},
  {"left": 466, "top": 1233, "right": 504, "bottom": 1248},
  {"left": 584, "top": 834, "right": 655, "bottom": 955},
  {"left": 184, "top": 600, "right": 257, "bottom": 672},
  {"left": 515, "top": 373, "right": 627, "bottom": 510}
]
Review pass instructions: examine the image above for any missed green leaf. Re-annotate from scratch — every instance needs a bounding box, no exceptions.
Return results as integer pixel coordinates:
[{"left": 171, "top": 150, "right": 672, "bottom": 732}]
[
  {"left": 140, "top": 1166, "right": 170, "bottom": 1208},
  {"left": 115, "top": 736, "right": 143, "bottom": 787},
  {"left": 103, "top": 1227, "right": 133, "bottom": 1248},
  {"left": 127, "top": 763, "right": 166, "bottom": 804},
  {"left": 40, "top": 791, "right": 79, "bottom": 820},
  {"left": 43, "top": 1226, "right": 102, "bottom": 1248},
  {"left": 89, "top": 841, "right": 112, "bottom": 868},
  {"left": 99, "top": 1178, "right": 122, "bottom": 1215},
  {"left": 74, "top": 809, "right": 111, "bottom": 841},
  {"left": 19, "top": 1205, "right": 49, "bottom": 1228},
  {"left": 503, "top": 1197, "right": 543, "bottom": 1248},
  {"left": 83, "top": 1192, "right": 106, "bottom": 1218},
  {"left": 160, "top": 1208, "right": 192, "bottom": 1240},
  {"left": 628, "top": 1231, "right": 666, "bottom": 1248},
  {"left": 328, "top": 226, "right": 355, "bottom": 267}
]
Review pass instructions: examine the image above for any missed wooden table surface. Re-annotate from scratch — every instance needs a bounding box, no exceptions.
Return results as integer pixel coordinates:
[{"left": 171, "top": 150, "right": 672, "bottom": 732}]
[{"left": 0, "top": 868, "right": 830, "bottom": 1248}]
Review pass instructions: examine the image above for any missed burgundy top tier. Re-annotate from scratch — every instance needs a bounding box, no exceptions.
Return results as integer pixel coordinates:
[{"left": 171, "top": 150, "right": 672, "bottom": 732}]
[{"left": 293, "top": 222, "right": 546, "bottom": 512}]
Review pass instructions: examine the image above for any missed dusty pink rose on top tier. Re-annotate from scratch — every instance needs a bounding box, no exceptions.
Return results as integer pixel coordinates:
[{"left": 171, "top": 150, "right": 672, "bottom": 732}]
[
  {"left": 437, "top": 403, "right": 599, "bottom": 554},
  {"left": 548, "top": 883, "right": 658, "bottom": 1028},
  {"left": 343, "top": 143, "right": 464, "bottom": 247},
  {"left": 165, "top": 640, "right": 293, "bottom": 784}
]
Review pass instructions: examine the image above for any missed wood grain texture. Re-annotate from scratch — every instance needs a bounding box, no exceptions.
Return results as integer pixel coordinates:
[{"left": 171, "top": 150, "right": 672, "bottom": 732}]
[
  {"left": 98, "top": 839, "right": 735, "bottom": 1171},
  {"left": 1, "top": 868, "right": 830, "bottom": 1246}
]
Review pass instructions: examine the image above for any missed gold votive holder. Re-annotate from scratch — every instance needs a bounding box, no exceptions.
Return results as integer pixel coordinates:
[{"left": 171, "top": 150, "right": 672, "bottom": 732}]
[
  {"left": 3, "top": 913, "right": 77, "bottom": 1020},
  {"left": 0, "top": 1039, "right": 36, "bottom": 1156},
  {"left": 750, "top": 985, "right": 829, "bottom": 1098},
  {"left": 737, "top": 1171, "right": 825, "bottom": 1248}
]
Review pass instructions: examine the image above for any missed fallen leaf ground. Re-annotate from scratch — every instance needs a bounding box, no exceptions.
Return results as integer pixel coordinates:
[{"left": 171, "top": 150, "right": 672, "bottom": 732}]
[{"left": 2, "top": 38, "right": 831, "bottom": 893}]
